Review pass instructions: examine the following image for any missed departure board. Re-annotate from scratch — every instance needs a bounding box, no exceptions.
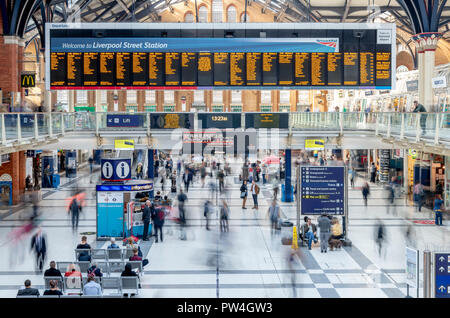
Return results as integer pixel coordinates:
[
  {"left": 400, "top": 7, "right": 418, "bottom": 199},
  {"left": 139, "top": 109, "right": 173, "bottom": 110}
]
[
  {"left": 165, "top": 52, "right": 180, "bottom": 86},
  {"left": 50, "top": 52, "right": 66, "bottom": 86},
  {"left": 262, "top": 53, "right": 277, "bottom": 86},
  {"left": 100, "top": 52, "right": 115, "bottom": 86},
  {"left": 181, "top": 52, "right": 197, "bottom": 86},
  {"left": 230, "top": 53, "right": 245, "bottom": 86},
  {"left": 48, "top": 25, "right": 394, "bottom": 89},
  {"left": 376, "top": 52, "right": 391, "bottom": 86},
  {"left": 214, "top": 53, "right": 229, "bottom": 86},
  {"left": 197, "top": 52, "right": 213, "bottom": 86},
  {"left": 83, "top": 52, "right": 98, "bottom": 86},
  {"left": 246, "top": 53, "right": 262, "bottom": 86},
  {"left": 360, "top": 52, "right": 375, "bottom": 85},
  {"left": 295, "top": 53, "right": 310, "bottom": 86},
  {"left": 149, "top": 52, "right": 164, "bottom": 86},
  {"left": 67, "top": 52, "right": 83, "bottom": 86},
  {"left": 343, "top": 52, "right": 359, "bottom": 86},
  {"left": 278, "top": 53, "right": 294, "bottom": 85},
  {"left": 327, "top": 53, "right": 342, "bottom": 86},
  {"left": 132, "top": 53, "right": 148, "bottom": 86},
  {"left": 116, "top": 52, "right": 132, "bottom": 86},
  {"left": 311, "top": 53, "right": 326, "bottom": 86}
]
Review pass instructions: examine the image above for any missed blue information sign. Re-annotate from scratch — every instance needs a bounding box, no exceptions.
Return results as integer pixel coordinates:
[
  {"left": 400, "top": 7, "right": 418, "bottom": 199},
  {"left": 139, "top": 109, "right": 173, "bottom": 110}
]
[
  {"left": 300, "top": 166, "right": 345, "bottom": 215},
  {"left": 435, "top": 253, "right": 450, "bottom": 298},
  {"left": 101, "top": 159, "right": 132, "bottom": 181},
  {"left": 106, "top": 114, "right": 142, "bottom": 127}
]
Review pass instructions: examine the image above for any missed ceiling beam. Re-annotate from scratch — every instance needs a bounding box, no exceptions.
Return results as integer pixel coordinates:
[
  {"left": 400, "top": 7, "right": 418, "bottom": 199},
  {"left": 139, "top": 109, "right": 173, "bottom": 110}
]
[{"left": 341, "top": 0, "right": 351, "bottom": 23}]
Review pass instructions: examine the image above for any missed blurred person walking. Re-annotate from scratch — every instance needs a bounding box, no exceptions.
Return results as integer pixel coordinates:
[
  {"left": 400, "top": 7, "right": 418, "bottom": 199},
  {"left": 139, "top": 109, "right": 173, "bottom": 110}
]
[
  {"left": 362, "top": 182, "right": 370, "bottom": 207},
  {"left": 142, "top": 200, "right": 153, "bottom": 241},
  {"left": 375, "top": 219, "right": 387, "bottom": 258},
  {"left": 154, "top": 205, "right": 165, "bottom": 243},
  {"left": 413, "top": 181, "right": 425, "bottom": 212},
  {"left": 68, "top": 194, "right": 80, "bottom": 232},
  {"left": 434, "top": 194, "right": 445, "bottom": 226},
  {"left": 268, "top": 200, "right": 280, "bottom": 235},
  {"left": 30, "top": 228, "right": 46, "bottom": 273},
  {"left": 204, "top": 200, "right": 212, "bottom": 231},
  {"left": 220, "top": 200, "right": 230, "bottom": 232},
  {"left": 178, "top": 189, "right": 188, "bottom": 240},
  {"left": 370, "top": 162, "right": 377, "bottom": 183}
]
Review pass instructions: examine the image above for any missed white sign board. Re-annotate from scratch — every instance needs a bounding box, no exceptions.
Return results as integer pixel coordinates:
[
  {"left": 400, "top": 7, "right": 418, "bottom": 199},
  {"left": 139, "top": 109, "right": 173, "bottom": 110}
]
[
  {"left": 377, "top": 30, "right": 392, "bottom": 44},
  {"left": 406, "top": 247, "right": 419, "bottom": 288},
  {"left": 432, "top": 76, "right": 447, "bottom": 89}
]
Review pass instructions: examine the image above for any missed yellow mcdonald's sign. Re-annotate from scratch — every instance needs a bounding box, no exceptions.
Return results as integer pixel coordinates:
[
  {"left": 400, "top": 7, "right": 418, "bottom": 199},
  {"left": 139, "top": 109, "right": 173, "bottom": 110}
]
[
  {"left": 305, "top": 139, "right": 325, "bottom": 150},
  {"left": 21, "top": 74, "right": 35, "bottom": 88},
  {"left": 115, "top": 139, "right": 134, "bottom": 150}
]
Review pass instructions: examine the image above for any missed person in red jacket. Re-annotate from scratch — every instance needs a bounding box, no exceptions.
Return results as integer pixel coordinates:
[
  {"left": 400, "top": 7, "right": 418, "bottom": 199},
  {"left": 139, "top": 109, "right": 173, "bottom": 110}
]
[{"left": 129, "top": 248, "right": 148, "bottom": 268}]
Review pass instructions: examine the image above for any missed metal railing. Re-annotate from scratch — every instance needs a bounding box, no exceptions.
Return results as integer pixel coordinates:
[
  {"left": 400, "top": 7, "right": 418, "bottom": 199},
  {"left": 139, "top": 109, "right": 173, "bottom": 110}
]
[{"left": 1, "top": 112, "right": 449, "bottom": 146}]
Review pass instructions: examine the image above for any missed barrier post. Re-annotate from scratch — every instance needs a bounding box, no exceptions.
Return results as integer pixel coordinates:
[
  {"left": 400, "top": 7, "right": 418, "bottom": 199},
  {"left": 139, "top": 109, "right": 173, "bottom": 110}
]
[
  {"left": 423, "top": 250, "right": 432, "bottom": 298},
  {"left": 34, "top": 113, "right": 38, "bottom": 139},
  {"left": 16, "top": 113, "right": 22, "bottom": 142}
]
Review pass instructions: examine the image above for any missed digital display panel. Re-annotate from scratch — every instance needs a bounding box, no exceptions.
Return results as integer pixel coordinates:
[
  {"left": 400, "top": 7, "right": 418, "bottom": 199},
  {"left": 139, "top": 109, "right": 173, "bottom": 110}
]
[
  {"left": 197, "top": 52, "right": 213, "bottom": 86},
  {"left": 198, "top": 113, "right": 242, "bottom": 129},
  {"left": 132, "top": 52, "right": 148, "bottom": 86},
  {"left": 67, "top": 52, "right": 83, "bottom": 86},
  {"left": 83, "top": 52, "right": 99, "bottom": 86},
  {"left": 48, "top": 25, "right": 393, "bottom": 89},
  {"left": 181, "top": 52, "right": 197, "bottom": 86},
  {"left": 50, "top": 52, "right": 66, "bottom": 86},
  {"left": 245, "top": 113, "right": 289, "bottom": 129},
  {"left": 99, "top": 52, "right": 115, "bottom": 86},
  {"left": 116, "top": 52, "right": 131, "bottom": 86},
  {"left": 150, "top": 113, "right": 194, "bottom": 129}
]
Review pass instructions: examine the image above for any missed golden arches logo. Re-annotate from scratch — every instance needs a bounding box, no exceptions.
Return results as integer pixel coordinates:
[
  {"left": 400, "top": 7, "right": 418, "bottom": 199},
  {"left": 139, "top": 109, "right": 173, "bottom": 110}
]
[{"left": 21, "top": 74, "right": 35, "bottom": 87}]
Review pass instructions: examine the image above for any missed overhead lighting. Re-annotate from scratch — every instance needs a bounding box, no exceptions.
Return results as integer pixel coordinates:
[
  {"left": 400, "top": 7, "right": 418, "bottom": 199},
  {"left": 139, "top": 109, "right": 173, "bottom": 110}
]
[{"left": 225, "top": 31, "right": 234, "bottom": 38}]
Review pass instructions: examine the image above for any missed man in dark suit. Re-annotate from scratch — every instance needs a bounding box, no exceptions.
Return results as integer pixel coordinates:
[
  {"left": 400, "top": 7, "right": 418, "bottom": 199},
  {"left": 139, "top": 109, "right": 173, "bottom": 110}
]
[
  {"left": 30, "top": 228, "right": 46, "bottom": 273},
  {"left": 44, "top": 261, "right": 62, "bottom": 278},
  {"left": 17, "top": 279, "right": 40, "bottom": 296},
  {"left": 142, "top": 200, "right": 153, "bottom": 241}
]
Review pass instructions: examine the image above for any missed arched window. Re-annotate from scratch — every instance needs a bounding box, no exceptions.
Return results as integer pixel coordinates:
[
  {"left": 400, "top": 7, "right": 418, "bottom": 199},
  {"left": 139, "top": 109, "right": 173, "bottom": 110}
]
[
  {"left": 212, "top": 0, "right": 223, "bottom": 22},
  {"left": 240, "top": 12, "right": 249, "bottom": 22},
  {"left": 184, "top": 12, "right": 194, "bottom": 22},
  {"left": 227, "top": 5, "right": 237, "bottom": 22},
  {"left": 198, "top": 6, "right": 208, "bottom": 22}
]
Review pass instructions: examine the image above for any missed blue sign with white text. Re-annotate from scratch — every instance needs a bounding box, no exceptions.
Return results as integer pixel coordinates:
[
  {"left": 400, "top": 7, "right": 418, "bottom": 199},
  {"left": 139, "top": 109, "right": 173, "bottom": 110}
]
[
  {"left": 435, "top": 253, "right": 450, "bottom": 298},
  {"left": 300, "top": 166, "right": 345, "bottom": 215},
  {"left": 106, "top": 114, "right": 142, "bottom": 127}
]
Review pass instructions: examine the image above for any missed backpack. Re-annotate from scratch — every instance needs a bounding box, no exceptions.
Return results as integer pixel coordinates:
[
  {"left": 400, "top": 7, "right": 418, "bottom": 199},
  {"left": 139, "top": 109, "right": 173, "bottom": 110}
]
[{"left": 157, "top": 209, "right": 165, "bottom": 222}]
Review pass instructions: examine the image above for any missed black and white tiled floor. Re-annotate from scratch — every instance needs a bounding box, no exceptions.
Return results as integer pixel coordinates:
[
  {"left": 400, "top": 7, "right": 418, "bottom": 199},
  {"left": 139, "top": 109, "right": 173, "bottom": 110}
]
[{"left": 0, "top": 161, "right": 448, "bottom": 298}]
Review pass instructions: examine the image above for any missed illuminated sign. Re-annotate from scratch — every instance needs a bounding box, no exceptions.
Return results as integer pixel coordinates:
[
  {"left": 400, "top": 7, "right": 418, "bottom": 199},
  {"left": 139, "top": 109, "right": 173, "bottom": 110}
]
[
  {"left": 115, "top": 139, "right": 135, "bottom": 150},
  {"left": 305, "top": 139, "right": 325, "bottom": 150},
  {"left": 21, "top": 74, "right": 35, "bottom": 88}
]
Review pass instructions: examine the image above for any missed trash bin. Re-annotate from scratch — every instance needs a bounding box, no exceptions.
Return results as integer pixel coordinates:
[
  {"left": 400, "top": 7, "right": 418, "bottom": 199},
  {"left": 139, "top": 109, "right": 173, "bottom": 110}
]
[
  {"left": 52, "top": 174, "right": 60, "bottom": 188},
  {"left": 280, "top": 220, "right": 293, "bottom": 245}
]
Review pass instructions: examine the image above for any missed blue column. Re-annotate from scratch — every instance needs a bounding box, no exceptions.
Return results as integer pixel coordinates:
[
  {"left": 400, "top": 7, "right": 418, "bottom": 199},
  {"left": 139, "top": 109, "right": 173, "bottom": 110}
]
[
  {"left": 148, "top": 149, "right": 154, "bottom": 179},
  {"left": 283, "top": 149, "right": 293, "bottom": 202}
]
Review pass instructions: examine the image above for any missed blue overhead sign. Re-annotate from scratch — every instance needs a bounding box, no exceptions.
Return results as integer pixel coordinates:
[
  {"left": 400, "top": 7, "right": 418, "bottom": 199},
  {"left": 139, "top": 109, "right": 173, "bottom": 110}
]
[
  {"left": 300, "top": 166, "right": 345, "bottom": 215},
  {"left": 435, "top": 253, "right": 450, "bottom": 298},
  {"left": 101, "top": 159, "right": 132, "bottom": 182},
  {"left": 106, "top": 114, "right": 142, "bottom": 127}
]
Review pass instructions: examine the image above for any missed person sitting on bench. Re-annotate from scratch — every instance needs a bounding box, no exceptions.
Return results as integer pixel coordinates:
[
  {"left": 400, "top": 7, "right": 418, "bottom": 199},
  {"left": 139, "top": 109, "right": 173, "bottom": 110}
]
[
  {"left": 330, "top": 217, "right": 343, "bottom": 240},
  {"left": 301, "top": 217, "right": 318, "bottom": 250}
]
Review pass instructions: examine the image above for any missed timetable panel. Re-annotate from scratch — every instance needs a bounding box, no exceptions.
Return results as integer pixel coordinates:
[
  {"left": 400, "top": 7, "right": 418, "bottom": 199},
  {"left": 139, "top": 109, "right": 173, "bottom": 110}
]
[
  {"left": 246, "top": 53, "right": 262, "bottom": 86},
  {"left": 67, "top": 52, "right": 83, "bottom": 86},
  {"left": 230, "top": 53, "right": 245, "bottom": 86},
  {"left": 295, "top": 53, "right": 310, "bottom": 86},
  {"left": 116, "top": 52, "right": 132, "bottom": 86},
  {"left": 197, "top": 52, "right": 213, "bottom": 86},
  {"left": 311, "top": 53, "right": 326, "bottom": 86},
  {"left": 181, "top": 52, "right": 197, "bottom": 86},
  {"left": 149, "top": 52, "right": 164, "bottom": 86},
  {"left": 343, "top": 52, "right": 359, "bottom": 86},
  {"left": 165, "top": 52, "right": 180, "bottom": 86},
  {"left": 262, "top": 52, "right": 278, "bottom": 86},
  {"left": 278, "top": 52, "right": 294, "bottom": 86},
  {"left": 99, "top": 52, "right": 115, "bottom": 86},
  {"left": 214, "top": 53, "right": 229, "bottom": 86},
  {"left": 50, "top": 52, "right": 66, "bottom": 86},
  {"left": 132, "top": 52, "right": 148, "bottom": 86},
  {"left": 83, "top": 52, "right": 99, "bottom": 86}
]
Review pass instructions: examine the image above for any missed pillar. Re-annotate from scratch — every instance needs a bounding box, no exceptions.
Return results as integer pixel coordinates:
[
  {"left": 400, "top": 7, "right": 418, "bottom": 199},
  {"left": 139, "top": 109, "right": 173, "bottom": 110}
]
[
  {"left": 10, "top": 152, "right": 20, "bottom": 204},
  {"left": 148, "top": 149, "right": 154, "bottom": 179},
  {"left": 0, "top": 36, "right": 23, "bottom": 110},
  {"left": 95, "top": 91, "right": 102, "bottom": 112},
  {"left": 68, "top": 91, "right": 75, "bottom": 112},
  {"left": 283, "top": 149, "right": 293, "bottom": 202},
  {"left": 412, "top": 33, "right": 442, "bottom": 111}
]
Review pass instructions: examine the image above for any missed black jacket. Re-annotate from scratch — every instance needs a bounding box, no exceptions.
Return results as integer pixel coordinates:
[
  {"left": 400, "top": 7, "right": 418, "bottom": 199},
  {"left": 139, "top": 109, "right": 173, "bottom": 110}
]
[
  {"left": 31, "top": 233, "right": 46, "bottom": 254},
  {"left": 142, "top": 205, "right": 153, "bottom": 223},
  {"left": 44, "top": 268, "right": 62, "bottom": 277},
  {"left": 17, "top": 288, "right": 40, "bottom": 296}
]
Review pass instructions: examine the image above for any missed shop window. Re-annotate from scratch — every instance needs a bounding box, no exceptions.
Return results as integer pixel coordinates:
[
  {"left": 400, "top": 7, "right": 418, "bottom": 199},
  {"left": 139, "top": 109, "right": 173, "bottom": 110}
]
[
  {"left": 194, "top": 90, "right": 205, "bottom": 104},
  {"left": 1, "top": 154, "right": 10, "bottom": 163},
  {"left": 198, "top": 6, "right": 208, "bottom": 22},
  {"left": 164, "top": 91, "right": 175, "bottom": 104},
  {"left": 127, "top": 91, "right": 137, "bottom": 104},
  {"left": 279, "top": 105, "right": 290, "bottom": 112},
  {"left": 145, "top": 90, "right": 156, "bottom": 104},
  {"left": 212, "top": 0, "right": 223, "bottom": 22},
  {"left": 227, "top": 5, "right": 237, "bottom": 22},
  {"left": 231, "top": 90, "right": 242, "bottom": 104},
  {"left": 76, "top": 91, "right": 88, "bottom": 104}
]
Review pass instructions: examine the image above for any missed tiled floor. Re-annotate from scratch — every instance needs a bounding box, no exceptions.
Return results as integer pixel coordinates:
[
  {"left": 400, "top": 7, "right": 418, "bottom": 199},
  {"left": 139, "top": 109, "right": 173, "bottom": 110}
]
[{"left": 0, "top": 160, "right": 449, "bottom": 298}]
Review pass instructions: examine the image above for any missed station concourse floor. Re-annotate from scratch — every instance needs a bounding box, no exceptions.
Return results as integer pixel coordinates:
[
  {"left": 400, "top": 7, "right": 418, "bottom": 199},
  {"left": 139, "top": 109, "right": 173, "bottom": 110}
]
[{"left": 0, "top": 163, "right": 449, "bottom": 298}]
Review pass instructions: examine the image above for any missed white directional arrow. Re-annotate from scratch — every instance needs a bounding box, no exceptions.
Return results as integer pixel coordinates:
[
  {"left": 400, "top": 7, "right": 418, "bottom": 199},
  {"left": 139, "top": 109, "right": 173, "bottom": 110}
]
[
  {"left": 439, "top": 256, "right": 445, "bottom": 262},
  {"left": 439, "top": 267, "right": 445, "bottom": 272},
  {"left": 438, "top": 285, "right": 446, "bottom": 292}
]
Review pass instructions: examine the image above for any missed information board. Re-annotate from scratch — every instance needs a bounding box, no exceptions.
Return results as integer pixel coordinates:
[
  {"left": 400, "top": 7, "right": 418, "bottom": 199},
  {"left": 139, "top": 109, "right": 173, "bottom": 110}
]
[
  {"left": 405, "top": 247, "right": 419, "bottom": 289},
  {"left": 47, "top": 23, "right": 395, "bottom": 89},
  {"left": 435, "top": 253, "right": 450, "bottom": 298},
  {"left": 150, "top": 113, "right": 194, "bottom": 129},
  {"left": 106, "top": 114, "right": 143, "bottom": 127},
  {"left": 300, "top": 166, "right": 345, "bottom": 215},
  {"left": 245, "top": 113, "right": 289, "bottom": 129},
  {"left": 198, "top": 113, "right": 241, "bottom": 129}
]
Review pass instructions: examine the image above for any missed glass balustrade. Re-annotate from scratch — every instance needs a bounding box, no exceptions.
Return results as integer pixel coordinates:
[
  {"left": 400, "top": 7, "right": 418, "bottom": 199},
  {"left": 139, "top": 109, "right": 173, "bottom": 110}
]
[{"left": 4, "top": 114, "right": 18, "bottom": 140}]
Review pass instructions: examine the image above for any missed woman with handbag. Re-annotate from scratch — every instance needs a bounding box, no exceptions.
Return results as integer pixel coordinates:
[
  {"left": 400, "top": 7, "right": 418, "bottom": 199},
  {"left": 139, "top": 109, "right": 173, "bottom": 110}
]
[{"left": 240, "top": 180, "right": 248, "bottom": 210}]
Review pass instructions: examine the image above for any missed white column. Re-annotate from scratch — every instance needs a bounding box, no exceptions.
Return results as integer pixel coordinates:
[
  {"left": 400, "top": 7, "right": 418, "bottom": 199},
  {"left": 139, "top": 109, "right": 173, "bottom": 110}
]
[
  {"left": 68, "top": 91, "right": 75, "bottom": 112},
  {"left": 95, "top": 91, "right": 102, "bottom": 112}
]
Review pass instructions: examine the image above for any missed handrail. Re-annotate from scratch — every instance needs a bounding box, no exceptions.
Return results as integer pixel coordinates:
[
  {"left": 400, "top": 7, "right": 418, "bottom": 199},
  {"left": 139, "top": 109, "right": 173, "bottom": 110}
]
[{"left": 0, "top": 112, "right": 447, "bottom": 147}]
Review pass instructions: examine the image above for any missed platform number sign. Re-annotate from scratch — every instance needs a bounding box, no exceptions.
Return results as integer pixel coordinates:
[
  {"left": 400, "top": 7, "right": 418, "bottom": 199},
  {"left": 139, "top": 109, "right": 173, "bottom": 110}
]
[{"left": 101, "top": 159, "right": 132, "bottom": 181}]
